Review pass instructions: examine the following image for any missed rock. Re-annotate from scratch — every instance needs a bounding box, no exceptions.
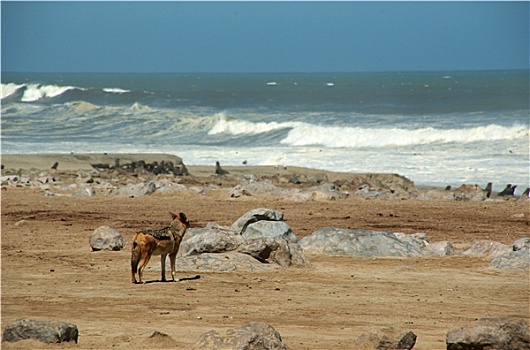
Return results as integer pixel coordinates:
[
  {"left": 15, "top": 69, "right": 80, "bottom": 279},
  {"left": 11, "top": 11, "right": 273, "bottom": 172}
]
[
  {"left": 354, "top": 327, "right": 417, "bottom": 350},
  {"left": 446, "top": 318, "right": 530, "bottom": 350},
  {"left": 73, "top": 185, "right": 96, "bottom": 197},
  {"left": 192, "top": 322, "right": 289, "bottom": 350},
  {"left": 230, "top": 185, "right": 252, "bottom": 198},
  {"left": 238, "top": 238, "right": 309, "bottom": 267},
  {"left": 89, "top": 226, "right": 124, "bottom": 251},
  {"left": 454, "top": 184, "right": 487, "bottom": 201},
  {"left": 425, "top": 241, "right": 456, "bottom": 256},
  {"left": 231, "top": 179, "right": 290, "bottom": 197},
  {"left": 490, "top": 250, "right": 530, "bottom": 271},
  {"left": 2, "top": 319, "right": 78, "bottom": 344},
  {"left": 300, "top": 228, "right": 425, "bottom": 257},
  {"left": 176, "top": 252, "right": 279, "bottom": 272},
  {"left": 304, "top": 183, "right": 349, "bottom": 201},
  {"left": 231, "top": 208, "right": 284, "bottom": 235},
  {"left": 180, "top": 224, "right": 244, "bottom": 257},
  {"left": 462, "top": 240, "right": 511, "bottom": 258},
  {"left": 141, "top": 330, "right": 179, "bottom": 348},
  {"left": 108, "top": 181, "right": 157, "bottom": 197},
  {"left": 513, "top": 237, "right": 530, "bottom": 251},
  {"left": 242, "top": 221, "right": 299, "bottom": 243},
  {"left": 393, "top": 232, "right": 428, "bottom": 252}
]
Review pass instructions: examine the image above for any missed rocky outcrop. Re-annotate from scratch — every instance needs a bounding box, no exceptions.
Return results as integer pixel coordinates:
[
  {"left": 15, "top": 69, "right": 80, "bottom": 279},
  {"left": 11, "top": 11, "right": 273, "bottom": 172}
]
[
  {"left": 171, "top": 209, "right": 309, "bottom": 272},
  {"left": 490, "top": 250, "right": 530, "bottom": 271},
  {"left": 2, "top": 319, "right": 78, "bottom": 344},
  {"left": 299, "top": 228, "right": 425, "bottom": 258},
  {"left": 446, "top": 318, "right": 530, "bottom": 350},
  {"left": 462, "top": 240, "right": 511, "bottom": 259},
  {"left": 192, "top": 322, "right": 289, "bottom": 350}
]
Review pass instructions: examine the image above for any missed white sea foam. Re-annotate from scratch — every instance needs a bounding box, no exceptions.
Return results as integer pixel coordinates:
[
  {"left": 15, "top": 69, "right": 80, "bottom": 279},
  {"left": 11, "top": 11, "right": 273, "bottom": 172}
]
[
  {"left": 103, "top": 88, "right": 130, "bottom": 94},
  {"left": 208, "top": 113, "right": 301, "bottom": 135},
  {"left": 208, "top": 117, "right": 528, "bottom": 148},
  {"left": 1, "top": 83, "right": 25, "bottom": 99},
  {"left": 21, "top": 84, "right": 78, "bottom": 102},
  {"left": 281, "top": 123, "right": 528, "bottom": 148}
]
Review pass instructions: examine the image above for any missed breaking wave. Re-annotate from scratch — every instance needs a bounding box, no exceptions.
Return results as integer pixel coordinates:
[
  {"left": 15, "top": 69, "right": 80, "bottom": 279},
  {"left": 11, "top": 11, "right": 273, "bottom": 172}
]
[
  {"left": 208, "top": 116, "right": 528, "bottom": 148},
  {"left": 1, "top": 83, "right": 135, "bottom": 102}
]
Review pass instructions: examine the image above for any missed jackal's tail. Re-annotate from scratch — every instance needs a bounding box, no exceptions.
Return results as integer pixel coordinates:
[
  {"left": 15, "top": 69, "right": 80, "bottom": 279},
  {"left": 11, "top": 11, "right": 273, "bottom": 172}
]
[{"left": 131, "top": 238, "right": 141, "bottom": 275}]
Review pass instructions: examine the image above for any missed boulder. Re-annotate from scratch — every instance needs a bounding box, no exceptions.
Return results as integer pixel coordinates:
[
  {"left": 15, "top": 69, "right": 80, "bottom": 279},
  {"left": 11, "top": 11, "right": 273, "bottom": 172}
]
[
  {"left": 89, "top": 226, "right": 124, "bottom": 251},
  {"left": 462, "top": 240, "right": 511, "bottom": 258},
  {"left": 300, "top": 228, "right": 425, "bottom": 257},
  {"left": 513, "top": 237, "right": 530, "bottom": 251},
  {"left": 2, "top": 319, "right": 78, "bottom": 344},
  {"left": 242, "top": 221, "right": 299, "bottom": 243},
  {"left": 238, "top": 238, "right": 309, "bottom": 267},
  {"left": 446, "top": 318, "right": 530, "bottom": 350},
  {"left": 176, "top": 253, "right": 279, "bottom": 273},
  {"left": 231, "top": 208, "right": 284, "bottom": 235},
  {"left": 192, "top": 322, "right": 289, "bottom": 350},
  {"left": 425, "top": 241, "right": 456, "bottom": 256},
  {"left": 354, "top": 327, "right": 417, "bottom": 350},
  {"left": 180, "top": 224, "right": 244, "bottom": 257},
  {"left": 454, "top": 184, "right": 487, "bottom": 201},
  {"left": 304, "top": 183, "right": 349, "bottom": 201},
  {"left": 490, "top": 250, "right": 530, "bottom": 271}
]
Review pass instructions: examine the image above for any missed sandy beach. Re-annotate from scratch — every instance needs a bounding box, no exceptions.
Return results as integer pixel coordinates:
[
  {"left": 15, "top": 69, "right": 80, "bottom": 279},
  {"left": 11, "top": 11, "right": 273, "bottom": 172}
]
[{"left": 1, "top": 153, "right": 529, "bottom": 349}]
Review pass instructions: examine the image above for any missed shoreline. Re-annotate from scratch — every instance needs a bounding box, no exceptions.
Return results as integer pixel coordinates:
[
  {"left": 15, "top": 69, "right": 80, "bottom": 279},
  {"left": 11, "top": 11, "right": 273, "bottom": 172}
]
[{"left": 0, "top": 152, "right": 438, "bottom": 191}]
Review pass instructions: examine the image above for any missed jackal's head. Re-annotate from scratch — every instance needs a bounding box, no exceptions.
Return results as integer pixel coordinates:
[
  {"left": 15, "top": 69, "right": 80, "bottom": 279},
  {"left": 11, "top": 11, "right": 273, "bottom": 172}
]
[{"left": 169, "top": 211, "right": 190, "bottom": 235}]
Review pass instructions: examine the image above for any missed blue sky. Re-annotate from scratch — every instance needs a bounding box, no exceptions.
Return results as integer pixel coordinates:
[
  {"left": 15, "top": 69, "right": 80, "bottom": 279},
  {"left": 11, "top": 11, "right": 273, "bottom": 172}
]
[{"left": 1, "top": 1, "right": 528, "bottom": 73}]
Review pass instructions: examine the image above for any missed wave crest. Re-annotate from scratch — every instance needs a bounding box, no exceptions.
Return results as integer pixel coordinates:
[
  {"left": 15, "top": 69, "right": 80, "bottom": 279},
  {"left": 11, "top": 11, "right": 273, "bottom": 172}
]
[
  {"left": 208, "top": 116, "right": 528, "bottom": 147},
  {"left": 281, "top": 123, "right": 528, "bottom": 147}
]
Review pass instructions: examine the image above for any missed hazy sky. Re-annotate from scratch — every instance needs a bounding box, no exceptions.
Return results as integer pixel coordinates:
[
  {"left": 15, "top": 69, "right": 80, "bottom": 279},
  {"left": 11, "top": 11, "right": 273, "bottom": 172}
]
[{"left": 1, "top": 1, "right": 528, "bottom": 73}]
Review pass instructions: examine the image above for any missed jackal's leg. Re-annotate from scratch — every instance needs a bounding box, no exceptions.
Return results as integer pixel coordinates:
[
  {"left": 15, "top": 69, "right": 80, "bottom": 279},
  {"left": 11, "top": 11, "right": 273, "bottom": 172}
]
[
  {"left": 137, "top": 253, "right": 152, "bottom": 284},
  {"left": 160, "top": 254, "right": 167, "bottom": 282},
  {"left": 131, "top": 240, "right": 141, "bottom": 283},
  {"left": 169, "top": 253, "right": 178, "bottom": 282}
]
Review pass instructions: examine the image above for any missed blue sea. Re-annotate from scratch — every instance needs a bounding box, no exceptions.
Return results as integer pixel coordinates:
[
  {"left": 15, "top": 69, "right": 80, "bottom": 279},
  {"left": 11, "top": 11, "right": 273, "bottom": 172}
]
[{"left": 1, "top": 71, "right": 529, "bottom": 190}]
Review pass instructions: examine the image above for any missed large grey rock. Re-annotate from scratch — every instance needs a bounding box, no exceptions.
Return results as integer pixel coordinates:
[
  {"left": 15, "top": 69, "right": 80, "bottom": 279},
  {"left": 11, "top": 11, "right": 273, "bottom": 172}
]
[
  {"left": 231, "top": 208, "right": 284, "bottom": 235},
  {"left": 238, "top": 238, "right": 309, "bottom": 267},
  {"left": 180, "top": 224, "right": 243, "bottom": 257},
  {"left": 513, "top": 237, "right": 530, "bottom": 251},
  {"left": 192, "top": 322, "right": 289, "bottom": 350},
  {"left": 462, "top": 240, "right": 511, "bottom": 258},
  {"left": 230, "top": 179, "right": 290, "bottom": 198},
  {"left": 425, "top": 241, "right": 456, "bottom": 256},
  {"left": 2, "top": 319, "right": 78, "bottom": 344},
  {"left": 446, "top": 318, "right": 530, "bottom": 350},
  {"left": 243, "top": 221, "right": 298, "bottom": 243},
  {"left": 176, "top": 253, "right": 279, "bottom": 272},
  {"left": 393, "top": 232, "right": 428, "bottom": 252},
  {"left": 89, "top": 226, "right": 124, "bottom": 251},
  {"left": 354, "top": 327, "right": 417, "bottom": 350},
  {"left": 300, "top": 228, "right": 425, "bottom": 257},
  {"left": 490, "top": 250, "right": 530, "bottom": 271}
]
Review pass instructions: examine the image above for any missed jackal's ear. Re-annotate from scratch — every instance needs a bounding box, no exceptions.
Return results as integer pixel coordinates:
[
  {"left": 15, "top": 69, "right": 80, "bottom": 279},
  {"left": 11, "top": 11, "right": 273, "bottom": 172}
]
[
  {"left": 169, "top": 211, "right": 178, "bottom": 220},
  {"left": 179, "top": 212, "right": 188, "bottom": 225}
]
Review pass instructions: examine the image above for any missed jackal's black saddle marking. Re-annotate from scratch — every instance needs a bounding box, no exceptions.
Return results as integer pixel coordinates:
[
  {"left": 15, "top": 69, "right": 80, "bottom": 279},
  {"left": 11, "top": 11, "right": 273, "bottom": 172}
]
[{"left": 140, "top": 227, "right": 171, "bottom": 240}]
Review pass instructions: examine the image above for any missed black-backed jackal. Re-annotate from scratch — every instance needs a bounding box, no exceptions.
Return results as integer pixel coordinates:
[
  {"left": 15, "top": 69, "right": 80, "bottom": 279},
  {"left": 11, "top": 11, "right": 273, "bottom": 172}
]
[{"left": 131, "top": 212, "right": 190, "bottom": 284}]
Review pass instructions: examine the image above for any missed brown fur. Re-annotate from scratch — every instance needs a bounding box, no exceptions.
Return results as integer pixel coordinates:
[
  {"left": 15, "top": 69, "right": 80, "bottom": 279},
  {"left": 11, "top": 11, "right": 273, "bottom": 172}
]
[{"left": 131, "top": 211, "right": 190, "bottom": 284}]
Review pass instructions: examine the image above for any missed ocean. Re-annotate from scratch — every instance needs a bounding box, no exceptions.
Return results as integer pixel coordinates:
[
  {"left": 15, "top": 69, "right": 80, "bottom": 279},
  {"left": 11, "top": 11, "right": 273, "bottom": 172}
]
[{"left": 1, "top": 71, "right": 529, "bottom": 191}]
